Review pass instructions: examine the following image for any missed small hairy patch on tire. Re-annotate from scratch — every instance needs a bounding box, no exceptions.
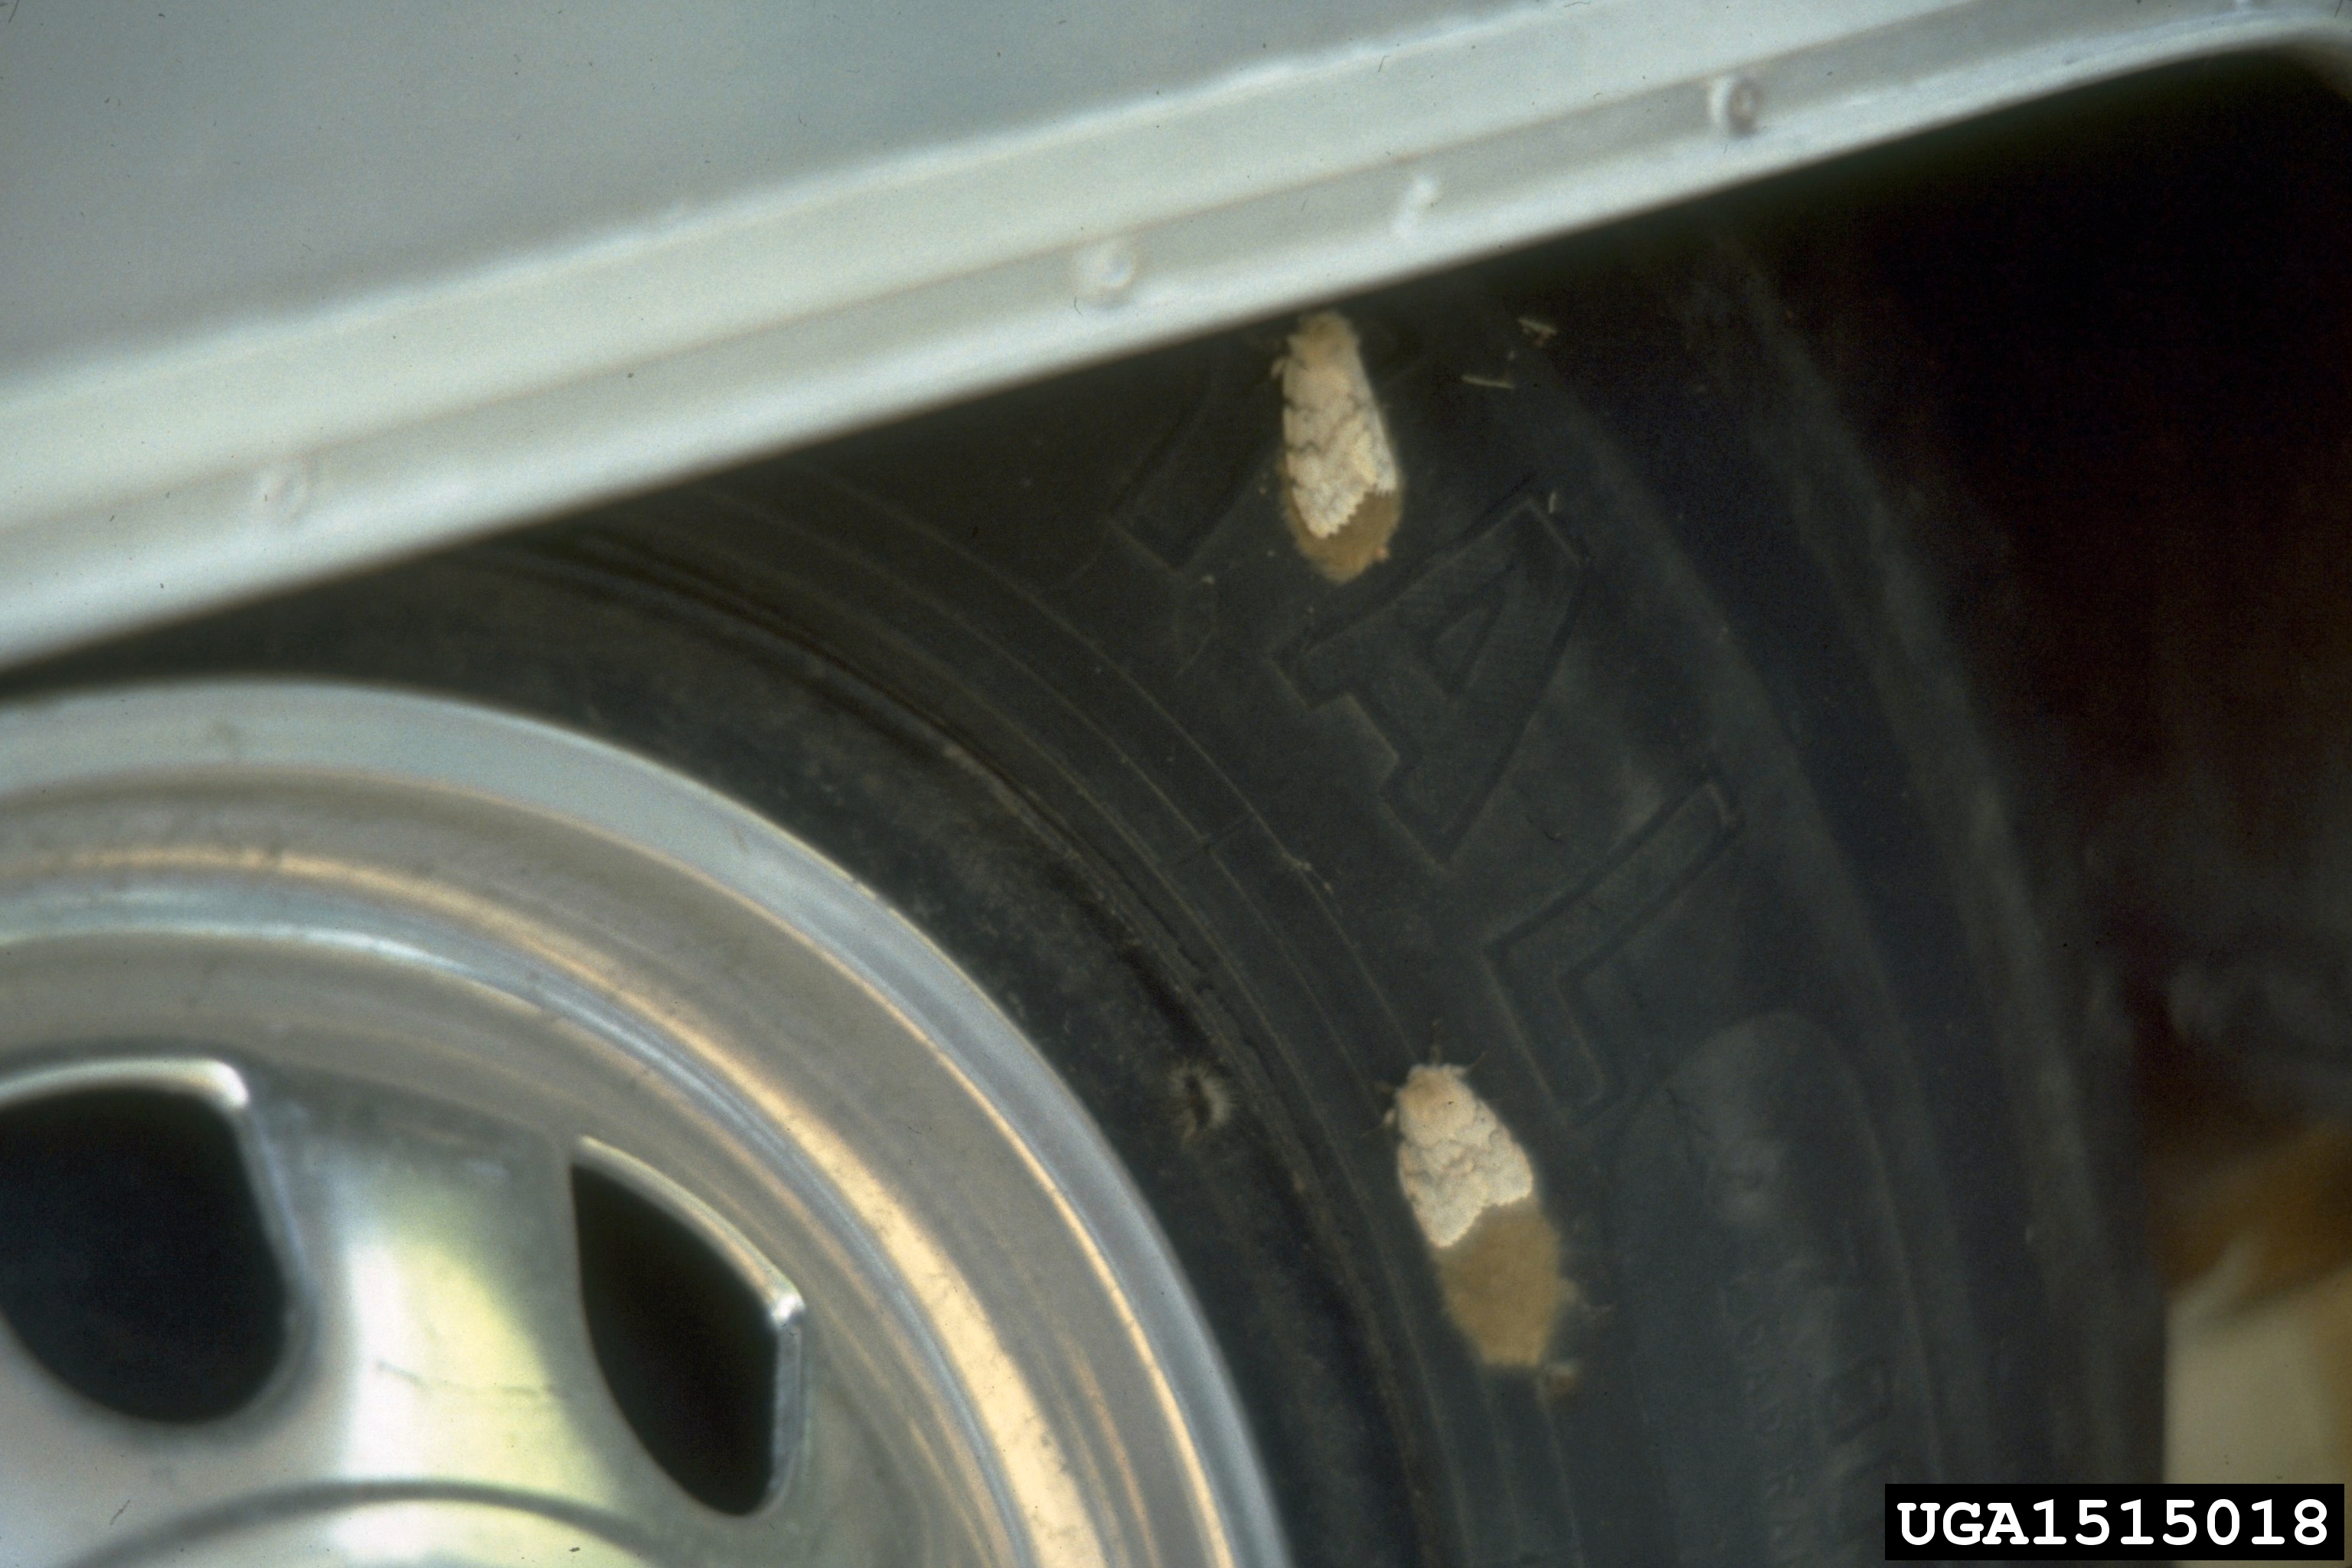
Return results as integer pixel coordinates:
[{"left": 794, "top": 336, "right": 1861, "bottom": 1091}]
[
  {"left": 1393, "top": 1065, "right": 1570, "bottom": 1367},
  {"left": 1535, "top": 1359, "right": 1584, "bottom": 1403},
  {"left": 1169, "top": 1060, "right": 1234, "bottom": 1142},
  {"left": 1279, "top": 312, "right": 1402, "bottom": 582}
]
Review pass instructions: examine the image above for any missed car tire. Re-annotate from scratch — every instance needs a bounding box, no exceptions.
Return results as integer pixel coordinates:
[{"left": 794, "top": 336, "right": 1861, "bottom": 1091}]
[{"left": 20, "top": 246, "right": 2161, "bottom": 1568}]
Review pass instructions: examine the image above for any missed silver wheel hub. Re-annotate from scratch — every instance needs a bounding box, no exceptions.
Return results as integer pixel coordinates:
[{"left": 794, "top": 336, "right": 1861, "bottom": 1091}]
[{"left": 0, "top": 682, "right": 1282, "bottom": 1568}]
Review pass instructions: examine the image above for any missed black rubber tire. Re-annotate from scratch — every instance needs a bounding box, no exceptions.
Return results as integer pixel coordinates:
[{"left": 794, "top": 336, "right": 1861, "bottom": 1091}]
[{"left": 19, "top": 248, "right": 2158, "bottom": 1566}]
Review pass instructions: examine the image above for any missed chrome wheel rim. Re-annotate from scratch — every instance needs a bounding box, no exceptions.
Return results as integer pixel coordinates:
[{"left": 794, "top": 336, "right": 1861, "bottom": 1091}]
[{"left": 0, "top": 680, "right": 1283, "bottom": 1568}]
